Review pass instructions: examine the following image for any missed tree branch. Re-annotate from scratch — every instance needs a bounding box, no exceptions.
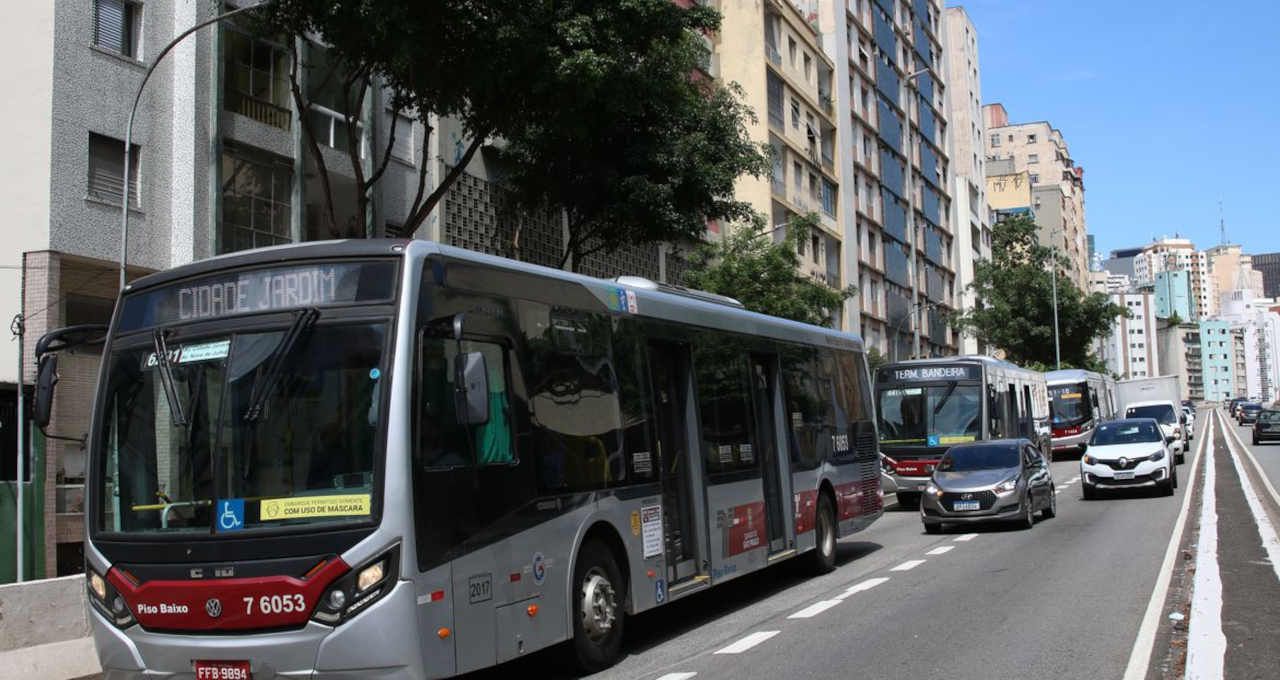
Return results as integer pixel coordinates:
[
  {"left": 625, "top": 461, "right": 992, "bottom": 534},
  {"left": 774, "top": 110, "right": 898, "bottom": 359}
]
[
  {"left": 404, "top": 127, "right": 491, "bottom": 231},
  {"left": 407, "top": 120, "right": 433, "bottom": 222},
  {"left": 344, "top": 69, "right": 371, "bottom": 237},
  {"left": 366, "top": 103, "right": 402, "bottom": 195},
  {"left": 289, "top": 39, "right": 336, "bottom": 238}
]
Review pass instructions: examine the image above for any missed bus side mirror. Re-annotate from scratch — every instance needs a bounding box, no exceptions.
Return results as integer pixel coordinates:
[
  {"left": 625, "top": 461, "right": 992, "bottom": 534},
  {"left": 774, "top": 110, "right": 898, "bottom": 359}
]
[
  {"left": 454, "top": 351, "right": 490, "bottom": 426},
  {"left": 34, "top": 354, "right": 58, "bottom": 429}
]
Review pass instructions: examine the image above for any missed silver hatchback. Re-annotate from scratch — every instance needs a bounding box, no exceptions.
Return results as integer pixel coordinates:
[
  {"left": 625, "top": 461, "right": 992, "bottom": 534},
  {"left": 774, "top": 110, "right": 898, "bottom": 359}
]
[{"left": 920, "top": 439, "right": 1056, "bottom": 533}]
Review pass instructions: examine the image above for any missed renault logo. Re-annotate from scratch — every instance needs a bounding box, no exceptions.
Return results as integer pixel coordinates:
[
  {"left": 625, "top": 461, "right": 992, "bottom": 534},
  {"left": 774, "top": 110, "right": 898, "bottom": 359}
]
[
  {"left": 1119, "top": 457, "right": 1129, "bottom": 467},
  {"left": 205, "top": 598, "right": 223, "bottom": 618}
]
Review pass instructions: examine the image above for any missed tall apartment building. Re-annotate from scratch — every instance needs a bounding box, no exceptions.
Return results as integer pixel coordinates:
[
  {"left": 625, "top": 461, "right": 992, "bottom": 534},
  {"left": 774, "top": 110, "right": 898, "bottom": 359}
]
[
  {"left": 941, "top": 6, "right": 990, "bottom": 355},
  {"left": 1252, "top": 251, "right": 1280, "bottom": 299},
  {"left": 1, "top": 1, "right": 671, "bottom": 582},
  {"left": 816, "top": 0, "right": 955, "bottom": 359},
  {"left": 720, "top": 0, "right": 844, "bottom": 325},
  {"left": 1218, "top": 289, "right": 1280, "bottom": 402},
  {"left": 983, "top": 159, "right": 1032, "bottom": 219},
  {"left": 1132, "top": 237, "right": 1213, "bottom": 320},
  {"left": 1153, "top": 270, "right": 1194, "bottom": 321},
  {"left": 1157, "top": 322, "right": 1203, "bottom": 401},
  {"left": 1206, "top": 243, "right": 1265, "bottom": 306},
  {"left": 982, "top": 103, "right": 1089, "bottom": 290},
  {"left": 1200, "top": 320, "right": 1236, "bottom": 401},
  {"left": 1101, "top": 292, "right": 1160, "bottom": 379}
]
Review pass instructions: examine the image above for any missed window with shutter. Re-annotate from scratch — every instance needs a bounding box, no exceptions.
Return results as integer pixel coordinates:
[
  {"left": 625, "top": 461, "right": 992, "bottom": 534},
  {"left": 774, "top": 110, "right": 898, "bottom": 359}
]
[
  {"left": 88, "top": 133, "right": 139, "bottom": 207},
  {"left": 94, "top": 0, "right": 136, "bottom": 58},
  {"left": 389, "top": 112, "right": 415, "bottom": 164}
]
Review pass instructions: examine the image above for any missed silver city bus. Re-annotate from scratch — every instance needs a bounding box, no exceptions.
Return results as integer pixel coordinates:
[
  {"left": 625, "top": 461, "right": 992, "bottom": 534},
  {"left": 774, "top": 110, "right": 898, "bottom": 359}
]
[
  {"left": 38, "top": 240, "right": 882, "bottom": 679},
  {"left": 875, "top": 356, "right": 1050, "bottom": 504},
  {"left": 1045, "top": 369, "right": 1118, "bottom": 456}
]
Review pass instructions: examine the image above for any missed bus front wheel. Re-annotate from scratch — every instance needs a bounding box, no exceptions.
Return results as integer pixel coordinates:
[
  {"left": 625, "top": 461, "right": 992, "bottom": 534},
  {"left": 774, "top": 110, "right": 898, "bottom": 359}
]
[{"left": 571, "top": 540, "right": 625, "bottom": 672}]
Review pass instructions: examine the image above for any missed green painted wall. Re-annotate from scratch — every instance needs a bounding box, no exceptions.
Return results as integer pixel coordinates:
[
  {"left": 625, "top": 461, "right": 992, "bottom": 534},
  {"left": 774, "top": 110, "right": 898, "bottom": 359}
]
[{"left": 0, "top": 432, "right": 46, "bottom": 583}]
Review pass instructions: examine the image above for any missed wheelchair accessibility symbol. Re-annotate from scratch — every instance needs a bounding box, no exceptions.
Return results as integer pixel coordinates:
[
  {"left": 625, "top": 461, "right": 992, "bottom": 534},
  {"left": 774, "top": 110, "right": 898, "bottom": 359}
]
[{"left": 217, "top": 499, "right": 245, "bottom": 532}]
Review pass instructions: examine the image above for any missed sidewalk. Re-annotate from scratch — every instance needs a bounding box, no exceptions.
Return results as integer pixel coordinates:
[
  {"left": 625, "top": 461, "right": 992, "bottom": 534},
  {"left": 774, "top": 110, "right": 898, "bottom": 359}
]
[{"left": 0, "top": 636, "right": 100, "bottom": 680}]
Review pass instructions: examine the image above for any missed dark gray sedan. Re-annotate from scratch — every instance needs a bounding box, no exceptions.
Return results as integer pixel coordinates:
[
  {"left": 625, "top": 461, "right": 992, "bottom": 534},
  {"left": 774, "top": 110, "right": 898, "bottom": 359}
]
[{"left": 920, "top": 439, "right": 1056, "bottom": 533}]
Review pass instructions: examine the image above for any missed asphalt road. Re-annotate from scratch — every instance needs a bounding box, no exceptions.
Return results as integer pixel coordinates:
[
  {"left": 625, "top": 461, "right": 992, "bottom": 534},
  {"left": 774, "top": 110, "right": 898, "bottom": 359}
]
[{"left": 467, "top": 451, "right": 1191, "bottom": 680}]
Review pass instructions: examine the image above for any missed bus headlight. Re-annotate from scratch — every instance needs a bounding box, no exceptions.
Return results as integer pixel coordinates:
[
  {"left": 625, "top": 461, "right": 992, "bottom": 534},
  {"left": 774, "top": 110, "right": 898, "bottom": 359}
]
[
  {"left": 85, "top": 568, "right": 136, "bottom": 629},
  {"left": 313, "top": 545, "right": 399, "bottom": 626}
]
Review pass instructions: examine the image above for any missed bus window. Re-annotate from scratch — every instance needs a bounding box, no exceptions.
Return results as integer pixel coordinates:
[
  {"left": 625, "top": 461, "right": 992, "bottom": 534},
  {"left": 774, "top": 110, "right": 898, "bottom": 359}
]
[
  {"left": 613, "top": 322, "right": 656, "bottom": 482},
  {"left": 781, "top": 346, "right": 822, "bottom": 470},
  {"left": 418, "top": 337, "right": 514, "bottom": 468},
  {"left": 693, "top": 337, "right": 756, "bottom": 479}
]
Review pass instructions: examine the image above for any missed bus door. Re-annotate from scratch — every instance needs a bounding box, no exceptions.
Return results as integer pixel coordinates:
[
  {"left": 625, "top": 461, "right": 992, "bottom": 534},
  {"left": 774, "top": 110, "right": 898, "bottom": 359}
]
[
  {"left": 749, "top": 354, "right": 790, "bottom": 554},
  {"left": 647, "top": 341, "right": 702, "bottom": 583}
]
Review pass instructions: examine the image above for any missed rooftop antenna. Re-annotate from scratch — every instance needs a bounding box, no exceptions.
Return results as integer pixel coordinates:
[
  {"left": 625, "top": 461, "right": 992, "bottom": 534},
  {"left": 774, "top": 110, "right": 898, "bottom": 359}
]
[{"left": 1219, "top": 201, "right": 1227, "bottom": 246}]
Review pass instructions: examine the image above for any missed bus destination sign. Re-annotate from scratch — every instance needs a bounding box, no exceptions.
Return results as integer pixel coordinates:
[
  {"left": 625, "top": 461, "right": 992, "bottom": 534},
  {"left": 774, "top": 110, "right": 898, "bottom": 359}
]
[
  {"left": 882, "top": 365, "right": 980, "bottom": 383},
  {"left": 118, "top": 261, "right": 397, "bottom": 331}
]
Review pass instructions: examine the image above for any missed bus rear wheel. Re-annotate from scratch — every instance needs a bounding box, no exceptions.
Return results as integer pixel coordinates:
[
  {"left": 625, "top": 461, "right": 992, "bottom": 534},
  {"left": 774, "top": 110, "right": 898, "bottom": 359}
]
[
  {"left": 808, "top": 493, "right": 837, "bottom": 574},
  {"left": 571, "top": 541, "right": 625, "bottom": 672}
]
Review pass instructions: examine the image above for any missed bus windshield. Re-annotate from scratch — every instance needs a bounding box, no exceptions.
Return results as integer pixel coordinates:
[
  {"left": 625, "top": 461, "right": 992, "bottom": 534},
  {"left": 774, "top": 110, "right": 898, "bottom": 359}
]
[
  {"left": 96, "top": 321, "right": 387, "bottom": 535},
  {"left": 877, "top": 383, "right": 981, "bottom": 446},
  {"left": 1049, "top": 382, "right": 1092, "bottom": 427}
]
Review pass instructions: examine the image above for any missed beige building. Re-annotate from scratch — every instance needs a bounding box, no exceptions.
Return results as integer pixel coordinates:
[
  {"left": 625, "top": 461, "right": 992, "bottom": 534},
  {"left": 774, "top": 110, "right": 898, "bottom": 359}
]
[
  {"left": 982, "top": 103, "right": 1089, "bottom": 290},
  {"left": 814, "top": 0, "right": 956, "bottom": 358},
  {"left": 942, "top": 6, "right": 991, "bottom": 355},
  {"left": 984, "top": 159, "right": 1033, "bottom": 216},
  {"left": 1133, "top": 237, "right": 1215, "bottom": 320},
  {"left": 1206, "top": 243, "right": 1265, "bottom": 307},
  {"left": 717, "top": 0, "right": 845, "bottom": 323}
]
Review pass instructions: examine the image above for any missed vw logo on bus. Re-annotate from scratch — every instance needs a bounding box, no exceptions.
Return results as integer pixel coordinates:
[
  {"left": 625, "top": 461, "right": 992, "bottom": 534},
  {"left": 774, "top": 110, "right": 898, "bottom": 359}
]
[{"left": 205, "top": 598, "right": 223, "bottom": 619}]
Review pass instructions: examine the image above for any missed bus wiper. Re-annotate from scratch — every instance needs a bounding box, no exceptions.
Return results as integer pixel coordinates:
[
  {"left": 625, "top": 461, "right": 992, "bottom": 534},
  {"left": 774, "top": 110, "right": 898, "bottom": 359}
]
[
  {"left": 932, "top": 381, "right": 959, "bottom": 415},
  {"left": 243, "top": 308, "right": 319, "bottom": 422},
  {"left": 153, "top": 329, "right": 188, "bottom": 427}
]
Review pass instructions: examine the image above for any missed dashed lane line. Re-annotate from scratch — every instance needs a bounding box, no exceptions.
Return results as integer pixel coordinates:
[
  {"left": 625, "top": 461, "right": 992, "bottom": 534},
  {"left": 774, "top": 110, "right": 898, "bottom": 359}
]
[
  {"left": 1184, "top": 414, "right": 1226, "bottom": 680},
  {"left": 925, "top": 545, "right": 954, "bottom": 556},
  {"left": 787, "top": 599, "right": 844, "bottom": 619},
  {"left": 1223, "top": 429, "right": 1280, "bottom": 584},
  {"left": 655, "top": 674, "right": 697, "bottom": 680},
  {"left": 713, "top": 631, "right": 780, "bottom": 655},
  {"left": 890, "top": 559, "right": 926, "bottom": 572},
  {"left": 954, "top": 533, "right": 978, "bottom": 542},
  {"left": 834, "top": 577, "right": 890, "bottom": 600}
]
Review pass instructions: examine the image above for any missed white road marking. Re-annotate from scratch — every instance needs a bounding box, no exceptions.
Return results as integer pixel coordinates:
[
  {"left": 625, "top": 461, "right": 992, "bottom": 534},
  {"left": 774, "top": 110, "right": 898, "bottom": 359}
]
[
  {"left": 1185, "top": 413, "right": 1226, "bottom": 680},
  {"left": 1061, "top": 480, "right": 1075, "bottom": 486},
  {"left": 925, "top": 545, "right": 954, "bottom": 556},
  {"left": 655, "top": 674, "right": 697, "bottom": 680},
  {"left": 1055, "top": 489, "right": 1064, "bottom": 495},
  {"left": 835, "top": 576, "right": 890, "bottom": 600},
  {"left": 1122, "top": 408, "right": 1211, "bottom": 680},
  {"left": 1223, "top": 430, "right": 1280, "bottom": 583},
  {"left": 714, "top": 631, "right": 780, "bottom": 655},
  {"left": 890, "top": 559, "right": 926, "bottom": 572},
  {"left": 788, "top": 599, "right": 843, "bottom": 619},
  {"left": 954, "top": 533, "right": 978, "bottom": 542}
]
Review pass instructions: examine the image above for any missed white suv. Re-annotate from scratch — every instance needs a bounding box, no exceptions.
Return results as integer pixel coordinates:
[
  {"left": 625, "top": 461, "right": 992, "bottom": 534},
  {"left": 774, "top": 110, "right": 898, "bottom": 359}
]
[
  {"left": 1081, "top": 418, "right": 1177, "bottom": 498},
  {"left": 1124, "top": 400, "right": 1185, "bottom": 464}
]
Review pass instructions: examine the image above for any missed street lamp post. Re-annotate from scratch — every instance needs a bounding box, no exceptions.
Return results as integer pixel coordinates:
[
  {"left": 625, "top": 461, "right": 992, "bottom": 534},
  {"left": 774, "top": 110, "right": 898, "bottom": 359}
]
[
  {"left": 119, "top": 1, "right": 274, "bottom": 290},
  {"left": 892, "top": 300, "right": 936, "bottom": 363},
  {"left": 1050, "top": 225, "right": 1062, "bottom": 369},
  {"left": 901, "top": 68, "right": 929, "bottom": 360}
]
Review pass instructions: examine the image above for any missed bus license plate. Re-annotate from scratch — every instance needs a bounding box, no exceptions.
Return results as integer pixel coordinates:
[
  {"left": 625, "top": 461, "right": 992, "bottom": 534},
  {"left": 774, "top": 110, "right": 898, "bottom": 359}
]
[
  {"left": 1114, "top": 471, "right": 1135, "bottom": 480},
  {"left": 195, "top": 661, "right": 251, "bottom": 680},
  {"left": 952, "top": 500, "right": 980, "bottom": 511}
]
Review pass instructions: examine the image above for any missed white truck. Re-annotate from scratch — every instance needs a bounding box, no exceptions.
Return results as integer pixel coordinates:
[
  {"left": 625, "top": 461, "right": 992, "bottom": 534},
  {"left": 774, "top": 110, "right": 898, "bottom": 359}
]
[{"left": 1116, "top": 375, "right": 1189, "bottom": 464}]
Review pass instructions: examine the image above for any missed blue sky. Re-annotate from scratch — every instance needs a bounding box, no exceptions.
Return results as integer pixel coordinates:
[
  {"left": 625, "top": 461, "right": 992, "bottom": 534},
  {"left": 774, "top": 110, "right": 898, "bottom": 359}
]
[{"left": 958, "top": 0, "right": 1280, "bottom": 258}]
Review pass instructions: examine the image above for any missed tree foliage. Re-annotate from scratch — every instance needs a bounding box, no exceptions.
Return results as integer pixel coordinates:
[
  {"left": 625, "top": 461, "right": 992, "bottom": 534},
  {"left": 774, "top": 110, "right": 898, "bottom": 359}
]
[
  {"left": 952, "top": 214, "right": 1125, "bottom": 368},
  {"left": 681, "top": 214, "right": 855, "bottom": 327},
  {"left": 260, "top": 0, "right": 769, "bottom": 267}
]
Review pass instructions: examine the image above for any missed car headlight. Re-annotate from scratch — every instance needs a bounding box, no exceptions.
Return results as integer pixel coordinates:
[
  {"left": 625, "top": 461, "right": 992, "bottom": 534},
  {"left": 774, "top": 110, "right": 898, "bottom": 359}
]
[
  {"left": 994, "top": 478, "right": 1019, "bottom": 494},
  {"left": 924, "top": 482, "right": 942, "bottom": 497},
  {"left": 1149, "top": 450, "right": 1165, "bottom": 462},
  {"left": 1083, "top": 454, "right": 1097, "bottom": 466}
]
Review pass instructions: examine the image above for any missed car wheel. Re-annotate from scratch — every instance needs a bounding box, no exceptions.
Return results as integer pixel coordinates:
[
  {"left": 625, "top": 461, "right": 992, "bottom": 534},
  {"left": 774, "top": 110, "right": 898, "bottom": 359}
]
[
  {"left": 1176, "top": 450, "right": 1185, "bottom": 465},
  {"left": 1171, "top": 464, "right": 1178, "bottom": 489},
  {"left": 1041, "top": 489, "right": 1057, "bottom": 519},
  {"left": 896, "top": 491, "right": 920, "bottom": 508},
  {"left": 1019, "top": 495, "right": 1035, "bottom": 529},
  {"left": 1082, "top": 483, "right": 1097, "bottom": 500},
  {"left": 571, "top": 541, "right": 626, "bottom": 673},
  {"left": 923, "top": 521, "right": 942, "bottom": 534},
  {"left": 808, "top": 493, "right": 837, "bottom": 574},
  {"left": 1254, "top": 435, "right": 1260, "bottom": 446}
]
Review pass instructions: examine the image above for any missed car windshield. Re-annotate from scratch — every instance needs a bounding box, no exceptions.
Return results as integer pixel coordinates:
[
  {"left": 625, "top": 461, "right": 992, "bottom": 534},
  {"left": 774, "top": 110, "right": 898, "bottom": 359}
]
[
  {"left": 1243, "top": 404, "right": 1262, "bottom": 412},
  {"left": 96, "top": 321, "right": 387, "bottom": 535},
  {"left": 1049, "top": 382, "right": 1092, "bottom": 426},
  {"left": 877, "top": 383, "right": 981, "bottom": 446},
  {"left": 1091, "top": 421, "right": 1162, "bottom": 445},
  {"left": 1125, "top": 404, "right": 1175, "bottom": 424},
  {"left": 937, "top": 445, "right": 1020, "bottom": 471}
]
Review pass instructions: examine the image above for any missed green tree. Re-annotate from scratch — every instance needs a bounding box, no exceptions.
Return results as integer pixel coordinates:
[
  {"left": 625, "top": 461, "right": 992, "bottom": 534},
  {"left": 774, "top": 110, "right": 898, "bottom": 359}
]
[
  {"left": 260, "top": 0, "right": 769, "bottom": 267},
  {"left": 952, "top": 214, "right": 1125, "bottom": 368},
  {"left": 681, "top": 214, "right": 855, "bottom": 327}
]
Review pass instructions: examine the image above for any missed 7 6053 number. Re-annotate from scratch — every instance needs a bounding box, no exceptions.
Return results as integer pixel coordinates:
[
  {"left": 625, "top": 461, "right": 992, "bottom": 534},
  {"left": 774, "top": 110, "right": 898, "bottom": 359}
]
[{"left": 243, "top": 594, "right": 306, "bottom": 615}]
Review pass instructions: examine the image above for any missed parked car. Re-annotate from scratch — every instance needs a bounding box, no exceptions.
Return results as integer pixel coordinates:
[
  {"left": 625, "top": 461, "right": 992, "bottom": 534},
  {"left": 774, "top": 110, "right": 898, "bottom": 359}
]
[
  {"left": 1238, "top": 402, "right": 1263, "bottom": 425},
  {"left": 920, "top": 439, "right": 1055, "bottom": 534},
  {"left": 1081, "top": 418, "right": 1177, "bottom": 498},
  {"left": 1253, "top": 409, "right": 1280, "bottom": 445},
  {"left": 1124, "top": 400, "right": 1186, "bottom": 464},
  {"left": 1181, "top": 405, "right": 1196, "bottom": 441}
]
